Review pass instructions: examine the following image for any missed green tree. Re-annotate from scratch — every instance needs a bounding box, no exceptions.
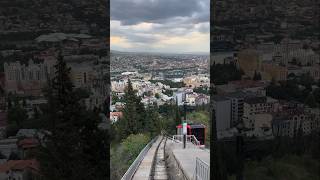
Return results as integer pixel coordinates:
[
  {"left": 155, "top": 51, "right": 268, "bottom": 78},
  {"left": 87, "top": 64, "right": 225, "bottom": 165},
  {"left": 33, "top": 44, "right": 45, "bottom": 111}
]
[
  {"left": 22, "top": 98, "right": 27, "bottom": 107},
  {"left": 313, "top": 88, "right": 320, "bottom": 105},
  {"left": 300, "top": 73, "right": 314, "bottom": 91},
  {"left": 111, "top": 92, "right": 119, "bottom": 104},
  {"left": 132, "top": 94, "right": 147, "bottom": 134},
  {"left": 0, "top": 151, "right": 6, "bottom": 159},
  {"left": 145, "top": 105, "right": 161, "bottom": 137},
  {"left": 174, "top": 100, "right": 181, "bottom": 127},
  {"left": 253, "top": 70, "right": 262, "bottom": 81},
  {"left": 162, "top": 89, "right": 173, "bottom": 96},
  {"left": 7, "top": 96, "right": 12, "bottom": 109},
  {"left": 8, "top": 152, "right": 20, "bottom": 160},
  {"left": 117, "top": 79, "right": 140, "bottom": 139},
  {"left": 111, "top": 134, "right": 150, "bottom": 179},
  {"left": 194, "top": 87, "right": 209, "bottom": 95},
  {"left": 37, "top": 52, "right": 108, "bottom": 180},
  {"left": 211, "top": 62, "right": 244, "bottom": 85},
  {"left": 305, "top": 93, "right": 317, "bottom": 108},
  {"left": 7, "top": 103, "right": 28, "bottom": 127}
]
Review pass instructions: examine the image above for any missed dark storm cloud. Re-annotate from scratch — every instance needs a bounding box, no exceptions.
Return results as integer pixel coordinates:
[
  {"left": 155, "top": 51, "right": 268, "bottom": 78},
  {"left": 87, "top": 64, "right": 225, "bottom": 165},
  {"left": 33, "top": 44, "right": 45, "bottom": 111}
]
[
  {"left": 111, "top": 0, "right": 209, "bottom": 53},
  {"left": 111, "top": 0, "right": 208, "bottom": 25}
]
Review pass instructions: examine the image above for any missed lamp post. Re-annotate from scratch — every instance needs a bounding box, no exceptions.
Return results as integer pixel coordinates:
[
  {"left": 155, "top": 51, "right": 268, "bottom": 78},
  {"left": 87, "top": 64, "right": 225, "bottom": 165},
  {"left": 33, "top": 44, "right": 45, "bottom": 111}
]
[
  {"left": 236, "top": 123, "right": 244, "bottom": 180},
  {"left": 183, "top": 102, "right": 187, "bottom": 149}
]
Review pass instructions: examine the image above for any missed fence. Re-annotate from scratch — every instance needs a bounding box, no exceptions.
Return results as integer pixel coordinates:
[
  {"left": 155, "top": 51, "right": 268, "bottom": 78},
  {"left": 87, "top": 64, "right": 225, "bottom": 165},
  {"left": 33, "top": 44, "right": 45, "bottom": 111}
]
[
  {"left": 194, "top": 157, "right": 210, "bottom": 180},
  {"left": 121, "top": 136, "right": 158, "bottom": 180},
  {"left": 172, "top": 135, "right": 201, "bottom": 146}
]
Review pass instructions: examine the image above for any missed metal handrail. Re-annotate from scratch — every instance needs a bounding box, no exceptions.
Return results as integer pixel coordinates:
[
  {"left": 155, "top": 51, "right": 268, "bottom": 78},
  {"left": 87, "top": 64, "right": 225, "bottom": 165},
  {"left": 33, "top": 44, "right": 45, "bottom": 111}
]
[
  {"left": 162, "top": 130, "right": 179, "bottom": 142},
  {"left": 189, "top": 135, "right": 201, "bottom": 146},
  {"left": 194, "top": 157, "right": 210, "bottom": 180},
  {"left": 121, "top": 136, "right": 158, "bottom": 180},
  {"left": 172, "top": 135, "right": 201, "bottom": 146}
]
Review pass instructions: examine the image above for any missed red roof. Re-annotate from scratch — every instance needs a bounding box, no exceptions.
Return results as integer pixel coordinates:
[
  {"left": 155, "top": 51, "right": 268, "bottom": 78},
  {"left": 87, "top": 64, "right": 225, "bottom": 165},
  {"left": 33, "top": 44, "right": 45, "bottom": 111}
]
[
  {"left": 110, "top": 112, "right": 123, "bottom": 118},
  {"left": 0, "top": 159, "right": 39, "bottom": 173},
  {"left": 18, "top": 138, "right": 39, "bottom": 149}
]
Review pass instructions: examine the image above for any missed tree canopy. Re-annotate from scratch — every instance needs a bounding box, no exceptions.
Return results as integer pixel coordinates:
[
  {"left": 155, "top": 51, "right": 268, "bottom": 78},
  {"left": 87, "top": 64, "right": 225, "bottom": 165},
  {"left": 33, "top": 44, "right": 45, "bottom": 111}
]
[{"left": 37, "top": 52, "right": 108, "bottom": 180}]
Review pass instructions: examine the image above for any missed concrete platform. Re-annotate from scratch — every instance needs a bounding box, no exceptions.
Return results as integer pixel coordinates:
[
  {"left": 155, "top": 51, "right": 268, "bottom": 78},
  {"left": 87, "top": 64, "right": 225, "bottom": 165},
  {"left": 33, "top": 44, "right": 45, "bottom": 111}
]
[{"left": 166, "top": 140, "right": 210, "bottom": 180}]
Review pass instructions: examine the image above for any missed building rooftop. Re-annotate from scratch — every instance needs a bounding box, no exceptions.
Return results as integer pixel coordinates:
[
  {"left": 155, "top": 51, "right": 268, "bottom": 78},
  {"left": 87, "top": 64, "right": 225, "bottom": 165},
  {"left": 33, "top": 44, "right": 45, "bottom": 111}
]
[
  {"left": 0, "top": 159, "right": 39, "bottom": 173},
  {"left": 244, "top": 96, "right": 267, "bottom": 104},
  {"left": 212, "top": 95, "right": 229, "bottom": 101}
]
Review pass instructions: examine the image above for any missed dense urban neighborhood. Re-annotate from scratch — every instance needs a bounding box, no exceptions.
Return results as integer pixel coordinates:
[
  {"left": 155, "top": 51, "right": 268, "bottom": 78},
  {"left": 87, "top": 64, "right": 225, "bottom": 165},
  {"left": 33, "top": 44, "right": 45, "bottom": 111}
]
[
  {"left": 211, "top": 0, "right": 319, "bottom": 179},
  {"left": 109, "top": 51, "right": 210, "bottom": 179},
  {"left": 0, "top": 0, "right": 108, "bottom": 179}
]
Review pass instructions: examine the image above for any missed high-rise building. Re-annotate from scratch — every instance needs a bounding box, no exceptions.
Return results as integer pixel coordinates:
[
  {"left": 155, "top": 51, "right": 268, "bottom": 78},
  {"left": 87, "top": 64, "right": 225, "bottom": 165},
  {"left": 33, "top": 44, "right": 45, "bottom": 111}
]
[{"left": 213, "top": 96, "right": 231, "bottom": 131}]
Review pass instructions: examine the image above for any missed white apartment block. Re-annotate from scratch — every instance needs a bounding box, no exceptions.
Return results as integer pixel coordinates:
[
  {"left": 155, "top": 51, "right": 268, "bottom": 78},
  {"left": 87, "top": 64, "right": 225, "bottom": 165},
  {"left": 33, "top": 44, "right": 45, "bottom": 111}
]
[
  {"left": 257, "top": 41, "right": 319, "bottom": 66},
  {"left": 243, "top": 96, "right": 278, "bottom": 129},
  {"left": 273, "top": 113, "right": 316, "bottom": 137}
]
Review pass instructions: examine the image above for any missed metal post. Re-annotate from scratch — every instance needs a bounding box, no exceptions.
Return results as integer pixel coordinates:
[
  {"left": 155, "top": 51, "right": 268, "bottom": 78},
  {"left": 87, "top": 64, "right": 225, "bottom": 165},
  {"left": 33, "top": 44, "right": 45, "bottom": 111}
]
[
  {"left": 236, "top": 125, "right": 244, "bottom": 180},
  {"left": 183, "top": 133, "right": 186, "bottom": 149},
  {"left": 183, "top": 103, "right": 187, "bottom": 149}
]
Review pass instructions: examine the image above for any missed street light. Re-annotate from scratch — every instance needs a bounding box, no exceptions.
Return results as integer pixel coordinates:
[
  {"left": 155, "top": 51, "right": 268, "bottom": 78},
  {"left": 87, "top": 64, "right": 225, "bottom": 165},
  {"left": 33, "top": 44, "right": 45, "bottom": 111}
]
[{"left": 183, "top": 102, "right": 187, "bottom": 149}]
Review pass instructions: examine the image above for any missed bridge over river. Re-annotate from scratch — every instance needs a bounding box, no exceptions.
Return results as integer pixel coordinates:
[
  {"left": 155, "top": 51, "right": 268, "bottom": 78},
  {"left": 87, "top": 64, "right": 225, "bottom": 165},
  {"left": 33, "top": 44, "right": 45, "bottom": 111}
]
[{"left": 121, "top": 134, "right": 210, "bottom": 180}]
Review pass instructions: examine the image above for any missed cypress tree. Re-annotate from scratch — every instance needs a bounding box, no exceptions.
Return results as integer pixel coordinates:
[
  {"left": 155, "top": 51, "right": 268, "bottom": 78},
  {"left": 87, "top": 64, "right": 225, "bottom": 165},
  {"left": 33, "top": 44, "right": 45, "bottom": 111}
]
[
  {"left": 37, "top": 52, "right": 108, "bottom": 180},
  {"left": 135, "top": 95, "right": 146, "bottom": 133},
  {"left": 253, "top": 70, "right": 261, "bottom": 81},
  {"left": 118, "top": 79, "right": 140, "bottom": 139},
  {"left": 7, "top": 103, "right": 28, "bottom": 127},
  {"left": 305, "top": 92, "right": 317, "bottom": 108},
  {"left": 145, "top": 105, "right": 161, "bottom": 137},
  {"left": 174, "top": 100, "right": 181, "bottom": 126}
]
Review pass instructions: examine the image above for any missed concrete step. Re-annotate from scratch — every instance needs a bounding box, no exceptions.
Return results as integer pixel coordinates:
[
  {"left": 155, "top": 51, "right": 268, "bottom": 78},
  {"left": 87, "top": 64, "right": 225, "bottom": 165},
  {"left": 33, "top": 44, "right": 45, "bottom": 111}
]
[{"left": 153, "top": 175, "right": 168, "bottom": 180}]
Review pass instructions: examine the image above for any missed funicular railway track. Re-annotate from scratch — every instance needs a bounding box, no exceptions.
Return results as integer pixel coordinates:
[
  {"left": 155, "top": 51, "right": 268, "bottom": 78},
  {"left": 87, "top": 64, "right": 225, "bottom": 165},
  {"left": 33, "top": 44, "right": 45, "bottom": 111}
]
[
  {"left": 150, "top": 136, "right": 168, "bottom": 180},
  {"left": 124, "top": 135, "right": 169, "bottom": 180},
  {"left": 124, "top": 131, "right": 206, "bottom": 180}
]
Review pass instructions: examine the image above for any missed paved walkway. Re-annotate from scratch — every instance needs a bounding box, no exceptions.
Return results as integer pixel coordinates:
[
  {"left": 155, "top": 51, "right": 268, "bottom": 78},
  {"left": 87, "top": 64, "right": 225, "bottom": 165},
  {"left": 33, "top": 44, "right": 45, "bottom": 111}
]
[{"left": 166, "top": 140, "right": 210, "bottom": 180}]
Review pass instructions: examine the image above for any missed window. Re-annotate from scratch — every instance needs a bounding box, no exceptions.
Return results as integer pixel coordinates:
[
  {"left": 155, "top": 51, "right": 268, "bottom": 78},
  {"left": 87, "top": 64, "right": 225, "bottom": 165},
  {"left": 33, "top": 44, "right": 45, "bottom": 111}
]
[{"left": 84, "top": 72, "right": 87, "bottom": 83}]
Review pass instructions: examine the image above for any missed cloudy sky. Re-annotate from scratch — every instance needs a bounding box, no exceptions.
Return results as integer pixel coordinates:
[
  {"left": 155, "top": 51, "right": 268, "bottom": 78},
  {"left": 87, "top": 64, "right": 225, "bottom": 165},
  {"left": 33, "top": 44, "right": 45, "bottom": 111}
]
[{"left": 110, "top": 0, "right": 209, "bottom": 54}]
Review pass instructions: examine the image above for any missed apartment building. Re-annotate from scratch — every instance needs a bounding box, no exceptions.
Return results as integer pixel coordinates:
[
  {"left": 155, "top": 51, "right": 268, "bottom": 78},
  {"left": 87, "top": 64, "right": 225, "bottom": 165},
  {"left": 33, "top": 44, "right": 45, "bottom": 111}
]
[{"left": 213, "top": 96, "right": 231, "bottom": 131}]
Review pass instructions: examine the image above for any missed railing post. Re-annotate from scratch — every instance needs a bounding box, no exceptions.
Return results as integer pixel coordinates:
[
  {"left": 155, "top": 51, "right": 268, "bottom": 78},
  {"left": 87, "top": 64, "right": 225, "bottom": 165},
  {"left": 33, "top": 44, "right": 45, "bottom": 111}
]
[
  {"left": 194, "top": 157, "right": 210, "bottom": 180},
  {"left": 195, "top": 158, "right": 198, "bottom": 180}
]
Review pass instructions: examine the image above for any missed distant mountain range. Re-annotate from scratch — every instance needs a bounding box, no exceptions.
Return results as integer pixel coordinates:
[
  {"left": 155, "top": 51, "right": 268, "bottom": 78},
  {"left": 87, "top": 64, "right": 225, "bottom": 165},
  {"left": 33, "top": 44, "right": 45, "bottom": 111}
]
[{"left": 110, "top": 50, "right": 209, "bottom": 56}]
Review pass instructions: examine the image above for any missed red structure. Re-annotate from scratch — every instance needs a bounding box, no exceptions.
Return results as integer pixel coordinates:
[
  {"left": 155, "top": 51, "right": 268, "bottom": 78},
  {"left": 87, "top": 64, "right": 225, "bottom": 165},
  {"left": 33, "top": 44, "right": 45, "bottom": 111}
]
[{"left": 176, "top": 124, "right": 206, "bottom": 145}]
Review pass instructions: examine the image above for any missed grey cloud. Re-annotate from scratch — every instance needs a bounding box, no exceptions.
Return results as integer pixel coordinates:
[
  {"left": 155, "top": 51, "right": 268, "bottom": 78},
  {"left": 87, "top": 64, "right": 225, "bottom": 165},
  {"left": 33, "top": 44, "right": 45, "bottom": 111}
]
[
  {"left": 110, "top": 0, "right": 209, "bottom": 52},
  {"left": 127, "top": 33, "right": 160, "bottom": 43},
  {"left": 111, "top": 27, "right": 160, "bottom": 44},
  {"left": 196, "top": 23, "right": 210, "bottom": 33},
  {"left": 111, "top": 0, "right": 208, "bottom": 25}
]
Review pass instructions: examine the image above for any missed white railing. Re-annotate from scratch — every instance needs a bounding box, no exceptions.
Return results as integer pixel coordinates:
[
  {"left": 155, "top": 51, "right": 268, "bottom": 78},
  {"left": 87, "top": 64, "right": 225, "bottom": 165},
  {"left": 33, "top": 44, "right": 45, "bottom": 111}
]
[
  {"left": 194, "top": 157, "right": 210, "bottom": 180},
  {"left": 172, "top": 135, "right": 201, "bottom": 146},
  {"left": 189, "top": 135, "right": 201, "bottom": 146},
  {"left": 121, "top": 136, "right": 158, "bottom": 180}
]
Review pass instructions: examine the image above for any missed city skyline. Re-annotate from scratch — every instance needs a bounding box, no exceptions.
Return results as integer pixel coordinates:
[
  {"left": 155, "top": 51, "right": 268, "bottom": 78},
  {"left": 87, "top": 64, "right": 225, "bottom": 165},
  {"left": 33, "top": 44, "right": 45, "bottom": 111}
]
[{"left": 110, "top": 0, "right": 209, "bottom": 53}]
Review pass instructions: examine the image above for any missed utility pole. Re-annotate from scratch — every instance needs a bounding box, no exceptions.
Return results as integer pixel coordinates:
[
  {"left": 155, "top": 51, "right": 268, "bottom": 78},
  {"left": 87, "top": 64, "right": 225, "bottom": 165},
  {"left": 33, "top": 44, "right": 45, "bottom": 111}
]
[
  {"left": 183, "top": 102, "right": 187, "bottom": 149},
  {"left": 236, "top": 123, "right": 244, "bottom": 180}
]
